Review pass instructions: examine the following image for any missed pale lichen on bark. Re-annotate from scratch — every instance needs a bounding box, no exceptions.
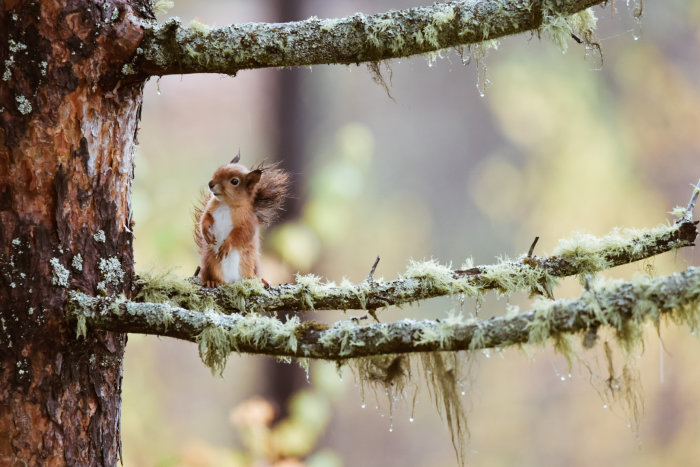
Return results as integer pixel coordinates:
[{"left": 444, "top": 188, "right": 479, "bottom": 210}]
[
  {"left": 133, "top": 0, "right": 607, "bottom": 76},
  {"left": 67, "top": 266, "right": 700, "bottom": 363},
  {"left": 127, "top": 218, "right": 696, "bottom": 316}
]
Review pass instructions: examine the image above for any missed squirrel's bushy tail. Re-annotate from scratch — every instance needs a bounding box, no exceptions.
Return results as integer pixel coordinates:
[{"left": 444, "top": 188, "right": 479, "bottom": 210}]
[
  {"left": 193, "top": 191, "right": 209, "bottom": 254},
  {"left": 254, "top": 162, "right": 290, "bottom": 225}
]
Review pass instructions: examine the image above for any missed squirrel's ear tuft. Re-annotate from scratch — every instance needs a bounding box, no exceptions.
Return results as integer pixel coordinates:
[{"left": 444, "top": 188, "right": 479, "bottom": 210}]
[
  {"left": 231, "top": 151, "right": 241, "bottom": 164},
  {"left": 246, "top": 169, "right": 262, "bottom": 190}
]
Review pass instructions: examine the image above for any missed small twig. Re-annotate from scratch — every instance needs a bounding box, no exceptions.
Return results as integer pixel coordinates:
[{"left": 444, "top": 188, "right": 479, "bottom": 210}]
[
  {"left": 681, "top": 178, "right": 700, "bottom": 223},
  {"left": 527, "top": 236, "right": 540, "bottom": 258},
  {"left": 366, "top": 256, "right": 381, "bottom": 283},
  {"left": 193, "top": 266, "right": 201, "bottom": 278},
  {"left": 571, "top": 33, "right": 583, "bottom": 44},
  {"left": 351, "top": 314, "right": 369, "bottom": 323}
]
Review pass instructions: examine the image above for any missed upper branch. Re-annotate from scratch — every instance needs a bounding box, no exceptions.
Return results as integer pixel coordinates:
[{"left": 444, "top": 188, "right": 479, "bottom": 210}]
[
  {"left": 134, "top": 218, "right": 697, "bottom": 315},
  {"left": 135, "top": 0, "right": 605, "bottom": 76}
]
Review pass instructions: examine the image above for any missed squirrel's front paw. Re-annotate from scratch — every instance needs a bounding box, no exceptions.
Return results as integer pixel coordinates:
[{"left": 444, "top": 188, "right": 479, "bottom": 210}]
[
  {"left": 216, "top": 245, "right": 229, "bottom": 261},
  {"left": 203, "top": 230, "right": 216, "bottom": 244},
  {"left": 204, "top": 279, "right": 222, "bottom": 288}
]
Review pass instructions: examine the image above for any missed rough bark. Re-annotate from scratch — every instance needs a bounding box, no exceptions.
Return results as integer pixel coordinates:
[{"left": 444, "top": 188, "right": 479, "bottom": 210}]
[
  {"left": 0, "top": 1, "right": 147, "bottom": 463},
  {"left": 133, "top": 0, "right": 605, "bottom": 77}
]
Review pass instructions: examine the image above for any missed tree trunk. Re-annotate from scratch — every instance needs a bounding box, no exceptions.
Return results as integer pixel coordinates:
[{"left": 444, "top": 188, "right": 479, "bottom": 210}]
[{"left": 0, "top": 1, "right": 147, "bottom": 463}]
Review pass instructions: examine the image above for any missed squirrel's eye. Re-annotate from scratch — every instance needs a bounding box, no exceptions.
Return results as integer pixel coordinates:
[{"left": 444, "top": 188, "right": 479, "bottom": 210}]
[{"left": 231, "top": 178, "right": 239, "bottom": 186}]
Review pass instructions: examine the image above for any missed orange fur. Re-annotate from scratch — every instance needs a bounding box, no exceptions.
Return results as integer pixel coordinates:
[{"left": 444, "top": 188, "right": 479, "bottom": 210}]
[{"left": 194, "top": 157, "right": 289, "bottom": 287}]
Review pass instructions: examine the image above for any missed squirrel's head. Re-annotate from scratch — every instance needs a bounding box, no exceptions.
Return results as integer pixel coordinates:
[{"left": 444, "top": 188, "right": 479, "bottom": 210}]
[{"left": 208, "top": 153, "right": 262, "bottom": 207}]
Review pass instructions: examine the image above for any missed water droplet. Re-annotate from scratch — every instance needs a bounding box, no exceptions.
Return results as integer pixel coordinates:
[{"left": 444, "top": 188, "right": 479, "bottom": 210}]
[
  {"left": 560, "top": 376, "right": 566, "bottom": 381},
  {"left": 633, "top": 35, "right": 639, "bottom": 41},
  {"left": 567, "top": 373, "right": 572, "bottom": 379},
  {"left": 603, "top": 404, "right": 608, "bottom": 409},
  {"left": 461, "top": 391, "right": 466, "bottom": 396},
  {"left": 361, "top": 404, "right": 366, "bottom": 409},
  {"left": 409, "top": 417, "right": 414, "bottom": 423},
  {"left": 389, "top": 425, "right": 394, "bottom": 432}
]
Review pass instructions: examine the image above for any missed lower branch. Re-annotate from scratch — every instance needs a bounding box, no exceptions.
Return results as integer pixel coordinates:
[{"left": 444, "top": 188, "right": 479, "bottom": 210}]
[{"left": 68, "top": 266, "right": 700, "bottom": 366}]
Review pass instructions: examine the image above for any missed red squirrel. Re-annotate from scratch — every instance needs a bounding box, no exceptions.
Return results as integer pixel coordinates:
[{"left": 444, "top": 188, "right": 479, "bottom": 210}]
[{"left": 194, "top": 153, "right": 289, "bottom": 287}]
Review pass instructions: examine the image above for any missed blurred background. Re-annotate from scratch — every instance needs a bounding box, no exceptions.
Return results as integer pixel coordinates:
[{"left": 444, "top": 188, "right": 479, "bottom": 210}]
[{"left": 125, "top": 0, "right": 700, "bottom": 465}]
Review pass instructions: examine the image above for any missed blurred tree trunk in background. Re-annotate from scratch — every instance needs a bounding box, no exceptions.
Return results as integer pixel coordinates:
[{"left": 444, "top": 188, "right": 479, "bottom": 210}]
[
  {"left": 0, "top": 1, "right": 146, "bottom": 463},
  {"left": 262, "top": 0, "right": 310, "bottom": 419}
]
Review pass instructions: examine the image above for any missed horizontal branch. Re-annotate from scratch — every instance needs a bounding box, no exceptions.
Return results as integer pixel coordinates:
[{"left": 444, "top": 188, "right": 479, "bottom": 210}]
[
  {"left": 134, "top": 0, "right": 605, "bottom": 76},
  {"left": 67, "top": 266, "right": 700, "bottom": 367},
  {"left": 133, "top": 218, "right": 697, "bottom": 315}
]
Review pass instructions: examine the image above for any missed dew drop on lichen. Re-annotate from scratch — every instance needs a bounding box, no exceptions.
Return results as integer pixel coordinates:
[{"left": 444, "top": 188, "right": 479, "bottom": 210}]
[{"left": 409, "top": 417, "right": 414, "bottom": 423}]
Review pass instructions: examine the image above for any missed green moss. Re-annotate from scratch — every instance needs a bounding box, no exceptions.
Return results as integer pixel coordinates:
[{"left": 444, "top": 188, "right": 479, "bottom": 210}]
[
  {"left": 75, "top": 314, "right": 87, "bottom": 340},
  {"left": 154, "top": 0, "right": 174, "bottom": 16},
  {"left": 404, "top": 260, "right": 459, "bottom": 294},
  {"left": 553, "top": 224, "right": 680, "bottom": 279},
  {"left": 600, "top": 341, "right": 644, "bottom": 434},
  {"left": 481, "top": 257, "right": 558, "bottom": 297},
  {"left": 197, "top": 325, "right": 231, "bottom": 376},
  {"left": 195, "top": 311, "right": 302, "bottom": 374},
  {"left": 670, "top": 206, "right": 688, "bottom": 217},
  {"left": 296, "top": 273, "right": 324, "bottom": 310},
  {"left": 432, "top": 5, "right": 456, "bottom": 26},
  {"left": 220, "top": 278, "right": 270, "bottom": 313},
  {"left": 421, "top": 353, "right": 469, "bottom": 466},
  {"left": 552, "top": 333, "right": 576, "bottom": 371},
  {"left": 135, "top": 271, "right": 216, "bottom": 313},
  {"left": 540, "top": 7, "right": 598, "bottom": 54},
  {"left": 469, "top": 323, "right": 486, "bottom": 350},
  {"left": 319, "top": 321, "right": 356, "bottom": 356},
  {"left": 527, "top": 305, "right": 554, "bottom": 346},
  {"left": 294, "top": 320, "right": 330, "bottom": 341},
  {"left": 418, "top": 311, "right": 472, "bottom": 349},
  {"left": 188, "top": 19, "right": 211, "bottom": 36}
]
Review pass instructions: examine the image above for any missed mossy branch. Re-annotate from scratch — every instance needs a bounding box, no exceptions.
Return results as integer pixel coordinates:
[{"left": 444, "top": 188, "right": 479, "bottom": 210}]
[
  {"left": 67, "top": 266, "right": 700, "bottom": 363},
  {"left": 134, "top": 0, "right": 605, "bottom": 76},
  {"left": 132, "top": 218, "right": 697, "bottom": 315}
]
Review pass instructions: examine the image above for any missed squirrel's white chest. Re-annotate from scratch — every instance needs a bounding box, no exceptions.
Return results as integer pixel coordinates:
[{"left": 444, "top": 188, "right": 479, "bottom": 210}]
[{"left": 211, "top": 204, "right": 241, "bottom": 282}]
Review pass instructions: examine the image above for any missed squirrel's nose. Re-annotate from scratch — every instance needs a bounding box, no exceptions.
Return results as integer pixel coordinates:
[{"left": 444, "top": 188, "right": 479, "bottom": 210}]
[{"left": 208, "top": 180, "right": 215, "bottom": 190}]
